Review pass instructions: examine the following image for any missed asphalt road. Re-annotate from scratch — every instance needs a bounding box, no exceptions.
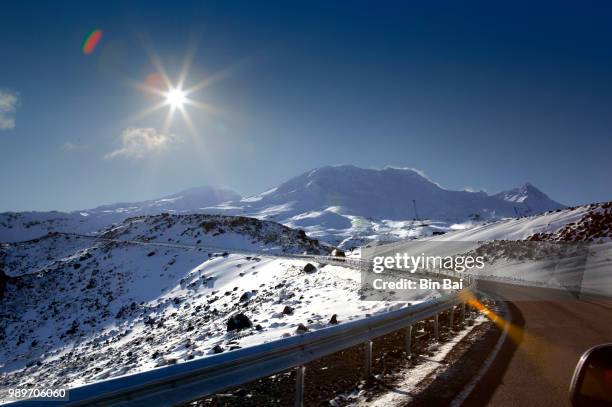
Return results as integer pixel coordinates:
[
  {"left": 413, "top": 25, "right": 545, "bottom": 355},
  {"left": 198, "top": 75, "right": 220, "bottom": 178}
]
[{"left": 462, "top": 280, "right": 612, "bottom": 406}]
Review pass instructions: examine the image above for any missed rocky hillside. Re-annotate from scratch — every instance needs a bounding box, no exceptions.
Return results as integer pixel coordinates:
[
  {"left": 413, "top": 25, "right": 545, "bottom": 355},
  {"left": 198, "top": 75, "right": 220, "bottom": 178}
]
[
  {"left": 98, "top": 213, "right": 329, "bottom": 255},
  {"left": 0, "top": 214, "right": 433, "bottom": 396},
  {"left": 528, "top": 201, "right": 612, "bottom": 242}
]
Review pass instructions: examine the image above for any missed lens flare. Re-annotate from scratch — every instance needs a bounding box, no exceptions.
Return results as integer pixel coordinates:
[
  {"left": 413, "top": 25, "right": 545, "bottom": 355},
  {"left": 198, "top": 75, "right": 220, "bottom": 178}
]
[
  {"left": 82, "top": 29, "right": 103, "bottom": 55},
  {"left": 145, "top": 73, "right": 165, "bottom": 92}
]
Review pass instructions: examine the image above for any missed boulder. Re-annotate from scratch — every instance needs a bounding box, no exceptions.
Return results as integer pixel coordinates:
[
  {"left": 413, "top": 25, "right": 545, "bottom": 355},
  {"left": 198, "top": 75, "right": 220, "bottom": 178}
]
[
  {"left": 303, "top": 263, "right": 317, "bottom": 273},
  {"left": 227, "top": 313, "right": 252, "bottom": 331}
]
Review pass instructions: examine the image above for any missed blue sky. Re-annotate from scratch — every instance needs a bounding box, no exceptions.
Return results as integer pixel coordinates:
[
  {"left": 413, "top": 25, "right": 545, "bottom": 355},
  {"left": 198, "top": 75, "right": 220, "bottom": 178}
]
[{"left": 1, "top": 1, "right": 612, "bottom": 211}]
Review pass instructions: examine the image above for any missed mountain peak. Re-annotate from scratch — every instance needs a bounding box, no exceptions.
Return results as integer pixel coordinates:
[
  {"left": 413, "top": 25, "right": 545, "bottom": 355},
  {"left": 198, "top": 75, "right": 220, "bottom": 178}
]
[{"left": 493, "top": 183, "right": 565, "bottom": 214}]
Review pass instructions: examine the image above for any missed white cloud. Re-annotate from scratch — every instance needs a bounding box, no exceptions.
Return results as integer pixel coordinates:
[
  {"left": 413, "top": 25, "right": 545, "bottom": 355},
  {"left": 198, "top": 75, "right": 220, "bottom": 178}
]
[
  {"left": 0, "top": 89, "right": 18, "bottom": 130},
  {"left": 104, "top": 127, "right": 175, "bottom": 159}
]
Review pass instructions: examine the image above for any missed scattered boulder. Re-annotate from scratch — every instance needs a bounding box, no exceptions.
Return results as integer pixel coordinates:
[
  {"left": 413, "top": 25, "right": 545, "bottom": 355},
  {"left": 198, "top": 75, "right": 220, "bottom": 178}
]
[
  {"left": 329, "top": 314, "right": 339, "bottom": 325},
  {"left": 227, "top": 313, "right": 253, "bottom": 331},
  {"left": 303, "top": 263, "right": 317, "bottom": 273},
  {"left": 282, "top": 305, "right": 294, "bottom": 315},
  {"left": 212, "top": 344, "right": 224, "bottom": 354},
  {"left": 296, "top": 323, "right": 309, "bottom": 333},
  {"left": 239, "top": 290, "right": 257, "bottom": 302}
]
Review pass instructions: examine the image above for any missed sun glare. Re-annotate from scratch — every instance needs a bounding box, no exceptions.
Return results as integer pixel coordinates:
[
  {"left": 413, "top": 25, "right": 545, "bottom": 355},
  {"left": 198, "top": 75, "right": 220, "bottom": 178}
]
[
  {"left": 166, "top": 88, "right": 187, "bottom": 109},
  {"left": 128, "top": 43, "right": 231, "bottom": 136}
]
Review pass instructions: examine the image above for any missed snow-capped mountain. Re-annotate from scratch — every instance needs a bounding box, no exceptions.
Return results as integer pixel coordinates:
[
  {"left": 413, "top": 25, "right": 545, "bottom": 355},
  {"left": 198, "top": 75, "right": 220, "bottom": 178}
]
[
  {"left": 492, "top": 182, "right": 561, "bottom": 216},
  {"left": 208, "top": 165, "right": 565, "bottom": 246},
  {"left": 0, "top": 186, "right": 240, "bottom": 243},
  {"left": 87, "top": 186, "right": 240, "bottom": 216},
  {"left": 227, "top": 165, "right": 563, "bottom": 220}
]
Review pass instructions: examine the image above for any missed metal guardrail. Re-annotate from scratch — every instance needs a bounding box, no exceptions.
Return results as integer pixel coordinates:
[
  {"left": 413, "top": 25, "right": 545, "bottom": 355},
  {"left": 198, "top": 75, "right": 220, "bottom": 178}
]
[{"left": 4, "top": 238, "right": 476, "bottom": 407}]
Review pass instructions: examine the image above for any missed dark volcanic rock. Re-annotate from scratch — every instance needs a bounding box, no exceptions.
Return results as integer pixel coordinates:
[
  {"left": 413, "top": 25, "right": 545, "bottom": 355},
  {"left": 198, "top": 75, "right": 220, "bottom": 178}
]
[
  {"left": 303, "top": 263, "right": 317, "bottom": 273},
  {"left": 226, "top": 313, "right": 252, "bottom": 331}
]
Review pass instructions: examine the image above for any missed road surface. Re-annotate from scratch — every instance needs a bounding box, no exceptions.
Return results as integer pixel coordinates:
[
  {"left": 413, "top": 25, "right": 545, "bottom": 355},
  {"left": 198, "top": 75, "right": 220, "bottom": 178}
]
[{"left": 462, "top": 280, "right": 612, "bottom": 406}]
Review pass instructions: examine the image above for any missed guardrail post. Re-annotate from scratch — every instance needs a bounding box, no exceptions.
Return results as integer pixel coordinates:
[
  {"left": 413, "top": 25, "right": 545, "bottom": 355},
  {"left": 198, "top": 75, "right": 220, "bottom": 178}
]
[
  {"left": 295, "top": 365, "right": 305, "bottom": 407},
  {"left": 460, "top": 302, "right": 466, "bottom": 323},
  {"left": 405, "top": 325, "right": 412, "bottom": 358},
  {"left": 449, "top": 306, "right": 454, "bottom": 331},
  {"left": 364, "top": 340, "right": 373, "bottom": 378},
  {"left": 433, "top": 313, "right": 439, "bottom": 341}
]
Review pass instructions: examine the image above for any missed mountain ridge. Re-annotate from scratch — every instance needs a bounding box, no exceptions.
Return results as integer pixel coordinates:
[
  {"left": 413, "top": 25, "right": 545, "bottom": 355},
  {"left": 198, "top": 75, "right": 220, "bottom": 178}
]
[{"left": 0, "top": 165, "right": 566, "bottom": 244}]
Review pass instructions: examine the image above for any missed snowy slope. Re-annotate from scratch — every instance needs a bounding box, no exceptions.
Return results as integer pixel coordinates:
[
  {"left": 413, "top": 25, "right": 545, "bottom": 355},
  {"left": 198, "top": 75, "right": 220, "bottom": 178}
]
[
  {"left": 0, "top": 214, "right": 437, "bottom": 396},
  {"left": 417, "top": 201, "right": 612, "bottom": 295},
  {"left": 429, "top": 201, "right": 612, "bottom": 242},
  {"left": 0, "top": 186, "right": 240, "bottom": 243}
]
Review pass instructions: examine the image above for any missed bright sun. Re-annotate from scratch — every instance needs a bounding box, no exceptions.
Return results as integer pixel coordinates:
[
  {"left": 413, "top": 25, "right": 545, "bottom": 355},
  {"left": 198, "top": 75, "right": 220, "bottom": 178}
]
[
  {"left": 131, "top": 48, "right": 228, "bottom": 133},
  {"left": 165, "top": 88, "right": 187, "bottom": 108}
]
